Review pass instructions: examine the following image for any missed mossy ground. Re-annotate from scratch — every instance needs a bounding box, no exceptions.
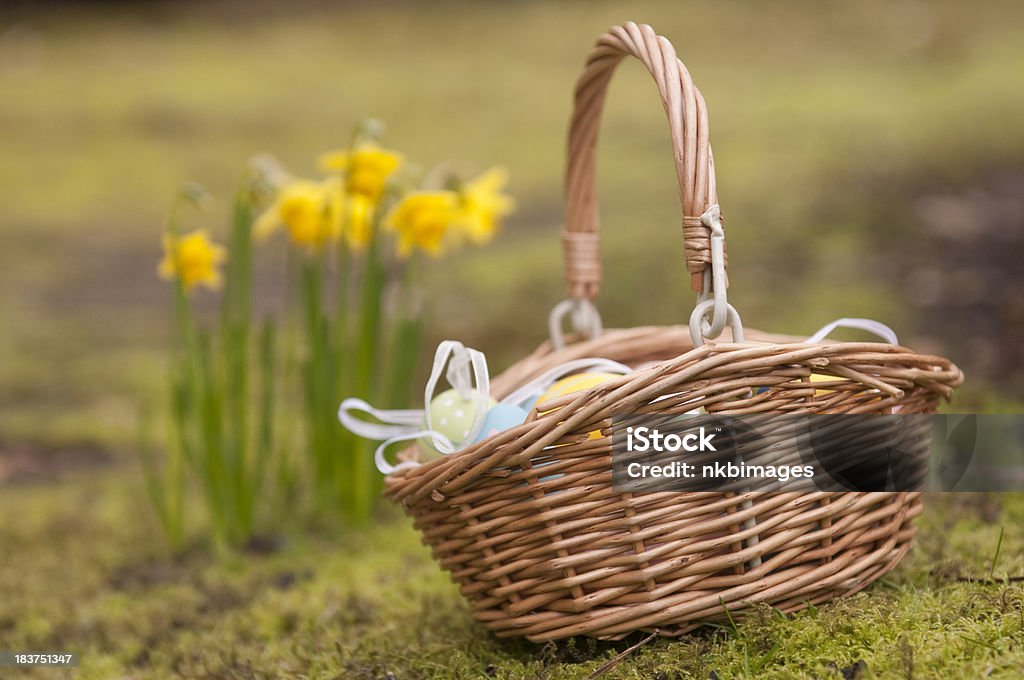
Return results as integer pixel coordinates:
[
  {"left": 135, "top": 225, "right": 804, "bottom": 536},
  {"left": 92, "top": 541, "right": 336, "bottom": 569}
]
[
  {"left": 1, "top": 468, "right": 1023, "bottom": 679},
  {"left": 1, "top": 0, "right": 1023, "bottom": 677}
]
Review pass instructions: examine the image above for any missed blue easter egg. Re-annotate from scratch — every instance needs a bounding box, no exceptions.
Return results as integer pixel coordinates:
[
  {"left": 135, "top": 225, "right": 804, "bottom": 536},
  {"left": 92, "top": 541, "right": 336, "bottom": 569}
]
[
  {"left": 470, "top": 402, "right": 528, "bottom": 444},
  {"left": 519, "top": 393, "right": 541, "bottom": 413}
]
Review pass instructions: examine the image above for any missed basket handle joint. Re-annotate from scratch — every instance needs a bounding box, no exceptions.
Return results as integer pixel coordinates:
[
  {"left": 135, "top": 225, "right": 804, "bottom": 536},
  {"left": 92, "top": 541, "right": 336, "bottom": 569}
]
[{"left": 549, "top": 298, "right": 603, "bottom": 350}]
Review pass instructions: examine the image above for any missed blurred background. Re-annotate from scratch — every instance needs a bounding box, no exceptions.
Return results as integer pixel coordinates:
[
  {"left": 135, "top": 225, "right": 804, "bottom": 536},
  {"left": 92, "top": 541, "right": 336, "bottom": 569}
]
[
  {"left": 2, "top": 2, "right": 1024, "bottom": 677},
  {"left": 1, "top": 0, "right": 1023, "bottom": 455}
]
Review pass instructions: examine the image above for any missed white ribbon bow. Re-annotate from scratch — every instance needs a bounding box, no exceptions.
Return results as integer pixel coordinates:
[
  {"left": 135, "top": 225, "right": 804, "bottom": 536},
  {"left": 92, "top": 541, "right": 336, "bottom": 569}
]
[{"left": 339, "top": 340, "right": 632, "bottom": 474}]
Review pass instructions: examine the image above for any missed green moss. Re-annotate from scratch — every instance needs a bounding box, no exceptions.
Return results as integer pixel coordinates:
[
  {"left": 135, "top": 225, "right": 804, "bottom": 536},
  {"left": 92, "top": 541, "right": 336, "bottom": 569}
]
[{"left": 2, "top": 469, "right": 1022, "bottom": 678}]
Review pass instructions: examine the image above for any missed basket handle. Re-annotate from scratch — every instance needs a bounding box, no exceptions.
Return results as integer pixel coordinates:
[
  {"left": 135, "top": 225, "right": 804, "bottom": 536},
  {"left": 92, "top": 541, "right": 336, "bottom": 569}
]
[{"left": 563, "top": 22, "right": 724, "bottom": 300}]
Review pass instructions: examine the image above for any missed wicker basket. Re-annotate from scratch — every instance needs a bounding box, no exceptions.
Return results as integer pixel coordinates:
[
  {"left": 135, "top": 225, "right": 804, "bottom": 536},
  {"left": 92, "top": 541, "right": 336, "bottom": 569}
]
[{"left": 384, "top": 22, "right": 963, "bottom": 642}]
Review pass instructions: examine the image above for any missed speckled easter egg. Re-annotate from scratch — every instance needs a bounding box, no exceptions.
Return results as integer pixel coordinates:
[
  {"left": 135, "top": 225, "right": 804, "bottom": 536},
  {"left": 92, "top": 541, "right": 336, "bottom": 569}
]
[
  {"left": 470, "top": 403, "right": 528, "bottom": 444},
  {"left": 424, "top": 388, "right": 496, "bottom": 447}
]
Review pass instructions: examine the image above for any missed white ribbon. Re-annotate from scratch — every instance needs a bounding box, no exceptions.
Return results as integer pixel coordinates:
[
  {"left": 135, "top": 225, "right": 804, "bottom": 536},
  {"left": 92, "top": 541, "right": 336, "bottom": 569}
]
[
  {"left": 500, "top": 357, "right": 632, "bottom": 409},
  {"left": 338, "top": 339, "right": 635, "bottom": 475},
  {"left": 337, "top": 398, "right": 422, "bottom": 440},
  {"left": 808, "top": 317, "right": 899, "bottom": 345},
  {"left": 372, "top": 430, "right": 455, "bottom": 475},
  {"left": 339, "top": 340, "right": 487, "bottom": 474},
  {"left": 421, "top": 340, "right": 490, "bottom": 454}
]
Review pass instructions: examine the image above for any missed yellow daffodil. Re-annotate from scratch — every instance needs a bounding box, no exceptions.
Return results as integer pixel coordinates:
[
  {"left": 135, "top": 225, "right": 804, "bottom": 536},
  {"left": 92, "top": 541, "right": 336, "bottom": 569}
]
[
  {"left": 345, "top": 193, "right": 374, "bottom": 249},
  {"left": 158, "top": 229, "right": 227, "bottom": 292},
  {"left": 254, "top": 178, "right": 342, "bottom": 252},
  {"left": 385, "top": 191, "right": 460, "bottom": 258},
  {"left": 456, "top": 167, "right": 515, "bottom": 244},
  {"left": 319, "top": 142, "right": 403, "bottom": 200},
  {"left": 319, "top": 143, "right": 403, "bottom": 249}
]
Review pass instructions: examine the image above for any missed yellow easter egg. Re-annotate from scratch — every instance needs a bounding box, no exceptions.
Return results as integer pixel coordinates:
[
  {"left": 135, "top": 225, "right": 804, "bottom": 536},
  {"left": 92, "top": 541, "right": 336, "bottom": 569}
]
[
  {"left": 536, "top": 372, "right": 620, "bottom": 440},
  {"left": 810, "top": 373, "right": 883, "bottom": 408},
  {"left": 538, "top": 372, "right": 620, "bottom": 404},
  {"left": 810, "top": 372, "right": 836, "bottom": 395}
]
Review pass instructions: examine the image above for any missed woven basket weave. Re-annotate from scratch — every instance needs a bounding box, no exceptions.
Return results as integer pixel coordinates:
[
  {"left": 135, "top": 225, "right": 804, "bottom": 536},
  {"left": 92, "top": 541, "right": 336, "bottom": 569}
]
[{"left": 384, "top": 22, "right": 963, "bottom": 642}]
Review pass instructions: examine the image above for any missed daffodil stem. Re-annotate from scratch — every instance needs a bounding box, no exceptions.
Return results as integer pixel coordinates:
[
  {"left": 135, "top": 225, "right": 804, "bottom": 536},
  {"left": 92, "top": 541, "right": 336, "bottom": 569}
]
[
  {"left": 221, "top": 188, "right": 254, "bottom": 541},
  {"left": 300, "top": 257, "right": 331, "bottom": 514},
  {"left": 253, "top": 318, "right": 276, "bottom": 521},
  {"left": 350, "top": 224, "right": 386, "bottom": 522},
  {"left": 173, "top": 277, "right": 230, "bottom": 547},
  {"left": 139, "top": 401, "right": 185, "bottom": 550},
  {"left": 384, "top": 254, "right": 423, "bottom": 410},
  {"left": 278, "top": 250, "right": 303, "bottom": 517},
  {"left": 156, "top": 180, "right": 281, "bottom": 551},
  {"left": 335, "top": 238, "right": 351, "bottom": 390}
]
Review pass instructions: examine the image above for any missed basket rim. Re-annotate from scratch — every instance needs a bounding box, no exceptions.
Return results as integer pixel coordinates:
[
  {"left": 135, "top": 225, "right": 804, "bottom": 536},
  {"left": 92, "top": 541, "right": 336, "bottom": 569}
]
[{"left": 384, "top": 324, "right": 963, "bottom": 505}]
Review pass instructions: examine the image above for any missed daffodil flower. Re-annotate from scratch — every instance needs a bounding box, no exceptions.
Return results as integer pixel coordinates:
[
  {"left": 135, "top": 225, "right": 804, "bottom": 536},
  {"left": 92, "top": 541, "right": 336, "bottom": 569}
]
[
  {"left": 385, "top": 191, "right": 460, "bottom": 257},
  {"left": 345, "top": 193, "right": 374, "bottom": 249},
  {"left": 320, "top": 142, "right": 403, "bottom": 200},
  {"left": 319, "top": 142, "right": 403, "bottom": 249},
  {"left": 254, "top": 178, "right": 343, "bottom": 252},
  {"left": 456, "top": 167, "right": 515, "bottom": 244},
  {"left": 158, "top": 229, "right": 227, "bottom": 292}
]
